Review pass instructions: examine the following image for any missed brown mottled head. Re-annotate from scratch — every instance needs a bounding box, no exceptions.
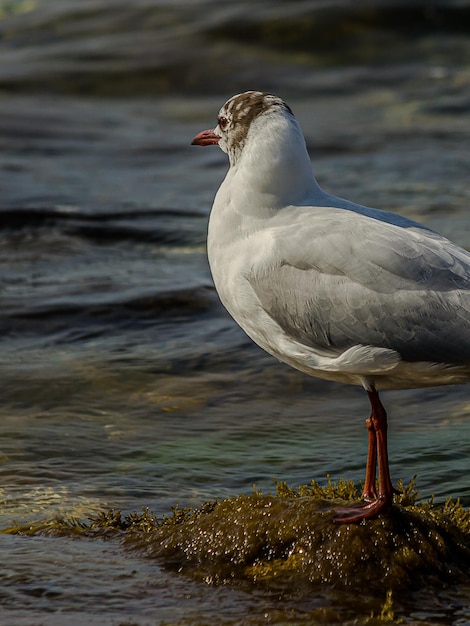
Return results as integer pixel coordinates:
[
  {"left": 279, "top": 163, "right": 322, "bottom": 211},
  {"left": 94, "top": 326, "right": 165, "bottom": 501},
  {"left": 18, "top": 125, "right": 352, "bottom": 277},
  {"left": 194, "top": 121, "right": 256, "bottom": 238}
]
[{"left": 191, "top": 91, "right": 293, "bottom": 163}]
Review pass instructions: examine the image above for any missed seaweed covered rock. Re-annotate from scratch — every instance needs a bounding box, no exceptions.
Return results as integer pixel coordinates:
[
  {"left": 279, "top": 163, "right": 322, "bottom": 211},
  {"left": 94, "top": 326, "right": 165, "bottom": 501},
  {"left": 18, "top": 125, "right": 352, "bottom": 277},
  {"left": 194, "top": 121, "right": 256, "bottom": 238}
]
[{"left": 122, "top": 479, "right": 470, "bottom": 593}]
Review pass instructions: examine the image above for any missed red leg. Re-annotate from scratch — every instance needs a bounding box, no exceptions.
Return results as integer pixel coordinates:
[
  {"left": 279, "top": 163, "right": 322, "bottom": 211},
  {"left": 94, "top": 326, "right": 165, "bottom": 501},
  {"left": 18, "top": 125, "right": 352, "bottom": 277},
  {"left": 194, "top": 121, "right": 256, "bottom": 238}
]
[
  {"left": 361, "top": 415, "right": 378, "bottom": 500},
  {"left": 368, "top": 389, "right": 395, "bottom": 498},
  {"left": 333, "top": 388, "right": 394, "bottom": 523}
]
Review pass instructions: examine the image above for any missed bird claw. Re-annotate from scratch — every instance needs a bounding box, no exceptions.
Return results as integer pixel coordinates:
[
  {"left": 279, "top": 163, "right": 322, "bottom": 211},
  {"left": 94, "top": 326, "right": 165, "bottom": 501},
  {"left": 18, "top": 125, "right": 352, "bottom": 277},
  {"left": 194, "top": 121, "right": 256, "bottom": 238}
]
[{"left": 333, "top": 495, "right": 392, "bottom": 524}]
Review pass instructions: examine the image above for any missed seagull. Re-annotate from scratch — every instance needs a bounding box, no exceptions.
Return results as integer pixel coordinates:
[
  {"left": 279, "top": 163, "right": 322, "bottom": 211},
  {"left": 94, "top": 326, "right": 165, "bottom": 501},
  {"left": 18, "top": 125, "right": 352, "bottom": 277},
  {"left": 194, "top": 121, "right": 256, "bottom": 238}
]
[{"left": 191, "top": 91, "right": 470, "bottom": 523}]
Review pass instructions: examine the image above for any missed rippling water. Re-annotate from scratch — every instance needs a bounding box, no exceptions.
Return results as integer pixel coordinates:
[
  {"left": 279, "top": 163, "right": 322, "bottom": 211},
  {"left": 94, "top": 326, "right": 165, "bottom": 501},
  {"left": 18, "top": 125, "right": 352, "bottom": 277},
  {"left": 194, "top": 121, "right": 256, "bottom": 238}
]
[{"left": 1, "top": 1, "right": 470, "bottom": 624}]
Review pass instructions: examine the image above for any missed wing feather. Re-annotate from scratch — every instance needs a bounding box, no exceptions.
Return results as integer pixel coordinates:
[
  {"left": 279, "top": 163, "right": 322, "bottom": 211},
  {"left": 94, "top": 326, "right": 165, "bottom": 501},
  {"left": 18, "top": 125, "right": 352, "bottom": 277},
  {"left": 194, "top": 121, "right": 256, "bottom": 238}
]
[{"left": 250, "top": 207, "right": 470, "bottom": 365}]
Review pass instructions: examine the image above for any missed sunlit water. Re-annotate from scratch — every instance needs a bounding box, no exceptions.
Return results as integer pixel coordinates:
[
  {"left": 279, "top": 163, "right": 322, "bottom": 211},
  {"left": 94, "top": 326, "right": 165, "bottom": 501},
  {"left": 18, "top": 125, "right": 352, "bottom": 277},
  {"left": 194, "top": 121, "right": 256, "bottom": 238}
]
[{"left": 0, "top": 1, "right": 469, "bottom": 624}]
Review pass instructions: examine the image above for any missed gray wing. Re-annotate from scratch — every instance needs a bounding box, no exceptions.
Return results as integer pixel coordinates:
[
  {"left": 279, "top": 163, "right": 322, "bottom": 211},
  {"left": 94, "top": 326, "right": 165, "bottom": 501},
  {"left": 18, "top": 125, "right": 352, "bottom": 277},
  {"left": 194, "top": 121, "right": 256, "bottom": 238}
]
[{"left": 250, "top": 208, "right": 470, "bottom": 365}]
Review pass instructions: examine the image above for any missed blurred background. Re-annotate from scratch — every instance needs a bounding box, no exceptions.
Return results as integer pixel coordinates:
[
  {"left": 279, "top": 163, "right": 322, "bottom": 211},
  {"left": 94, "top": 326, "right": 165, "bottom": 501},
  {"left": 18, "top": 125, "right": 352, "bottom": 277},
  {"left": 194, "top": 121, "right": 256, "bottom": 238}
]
[{"left": 0, "top": 1, "right": 469, "bottom": 624}]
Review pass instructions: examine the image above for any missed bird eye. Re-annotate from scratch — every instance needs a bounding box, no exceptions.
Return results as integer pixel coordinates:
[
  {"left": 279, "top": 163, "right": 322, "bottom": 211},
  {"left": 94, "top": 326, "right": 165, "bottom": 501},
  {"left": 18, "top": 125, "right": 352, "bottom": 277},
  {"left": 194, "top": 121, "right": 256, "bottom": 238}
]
[{"left": 218, "top": 116, "right": 229, "bottom": 130}]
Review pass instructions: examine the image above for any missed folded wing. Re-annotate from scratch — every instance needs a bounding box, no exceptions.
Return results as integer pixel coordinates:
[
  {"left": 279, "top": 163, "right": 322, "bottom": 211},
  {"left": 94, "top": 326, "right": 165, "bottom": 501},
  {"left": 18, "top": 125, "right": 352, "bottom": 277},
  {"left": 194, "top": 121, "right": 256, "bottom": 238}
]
[{"left": 250, "top": 207, "right": 470, "bottom": 366}]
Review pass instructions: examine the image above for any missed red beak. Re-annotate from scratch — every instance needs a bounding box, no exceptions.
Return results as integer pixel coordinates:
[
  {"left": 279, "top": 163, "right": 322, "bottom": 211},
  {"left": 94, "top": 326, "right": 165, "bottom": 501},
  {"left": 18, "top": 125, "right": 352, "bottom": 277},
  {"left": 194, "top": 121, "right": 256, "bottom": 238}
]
[{"left": 191, "top": 128, "right": 220, "bottom": 146}]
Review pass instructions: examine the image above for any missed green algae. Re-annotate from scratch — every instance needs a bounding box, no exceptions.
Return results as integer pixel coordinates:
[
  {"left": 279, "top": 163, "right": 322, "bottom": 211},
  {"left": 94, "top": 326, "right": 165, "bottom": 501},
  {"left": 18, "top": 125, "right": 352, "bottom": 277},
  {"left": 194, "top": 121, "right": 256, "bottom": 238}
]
[
  {"left": 4, "top": 477, "right": 469, "bottom": 601},
  {"left": 126, "top": 481, "right": 469, "bottom": 595}
]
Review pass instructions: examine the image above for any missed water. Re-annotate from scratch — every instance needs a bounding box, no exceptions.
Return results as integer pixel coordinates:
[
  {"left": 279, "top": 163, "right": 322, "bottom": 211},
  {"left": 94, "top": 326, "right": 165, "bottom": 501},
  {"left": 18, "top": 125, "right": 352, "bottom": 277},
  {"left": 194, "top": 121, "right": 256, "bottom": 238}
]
[{"left": 0, "top": 1, "right": 469, "bottom": 624}]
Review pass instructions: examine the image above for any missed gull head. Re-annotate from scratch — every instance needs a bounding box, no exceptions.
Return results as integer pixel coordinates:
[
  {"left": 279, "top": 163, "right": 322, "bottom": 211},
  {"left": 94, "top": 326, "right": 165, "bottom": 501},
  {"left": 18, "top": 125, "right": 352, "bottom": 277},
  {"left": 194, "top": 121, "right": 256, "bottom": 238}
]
[{"left": 191, "top": 91, "right": 295, "bottom": 165}]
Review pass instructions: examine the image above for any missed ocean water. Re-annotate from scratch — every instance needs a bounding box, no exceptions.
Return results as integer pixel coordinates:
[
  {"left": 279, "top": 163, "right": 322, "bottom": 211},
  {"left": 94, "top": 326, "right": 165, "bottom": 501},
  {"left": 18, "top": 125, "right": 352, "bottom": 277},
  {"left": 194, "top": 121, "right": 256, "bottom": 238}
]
[{"left": 0, "top": 1, "right": 469, "bottom": 624}]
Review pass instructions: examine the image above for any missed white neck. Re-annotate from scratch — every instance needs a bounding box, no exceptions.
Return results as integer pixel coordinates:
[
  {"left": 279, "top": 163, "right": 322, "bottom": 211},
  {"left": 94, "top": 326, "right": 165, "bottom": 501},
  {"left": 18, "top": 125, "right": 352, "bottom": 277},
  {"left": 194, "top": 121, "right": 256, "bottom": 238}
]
[{"left": 226, "top": 112, "right": 323, "bottom": 215}]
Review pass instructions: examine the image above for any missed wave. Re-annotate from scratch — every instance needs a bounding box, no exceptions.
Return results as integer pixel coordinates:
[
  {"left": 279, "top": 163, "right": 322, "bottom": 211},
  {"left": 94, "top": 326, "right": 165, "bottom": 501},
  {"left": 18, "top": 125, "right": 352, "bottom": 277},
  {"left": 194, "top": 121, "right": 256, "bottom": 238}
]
[
  {"left": 0, "top": 206, "right": 207, "bottom": 245},
  {"left": 1, "top": 284, "right": 218, "bottom": 342},
  {"left": 0, "top": 1, "right": 468, "bottom": 96}
]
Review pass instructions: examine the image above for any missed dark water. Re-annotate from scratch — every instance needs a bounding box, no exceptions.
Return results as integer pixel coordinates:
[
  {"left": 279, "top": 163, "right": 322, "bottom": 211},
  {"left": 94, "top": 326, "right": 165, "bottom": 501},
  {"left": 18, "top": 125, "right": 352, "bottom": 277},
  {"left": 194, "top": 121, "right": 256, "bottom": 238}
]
[{"left": 0, "top": 1, "right": 470, "bottom": 624}]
